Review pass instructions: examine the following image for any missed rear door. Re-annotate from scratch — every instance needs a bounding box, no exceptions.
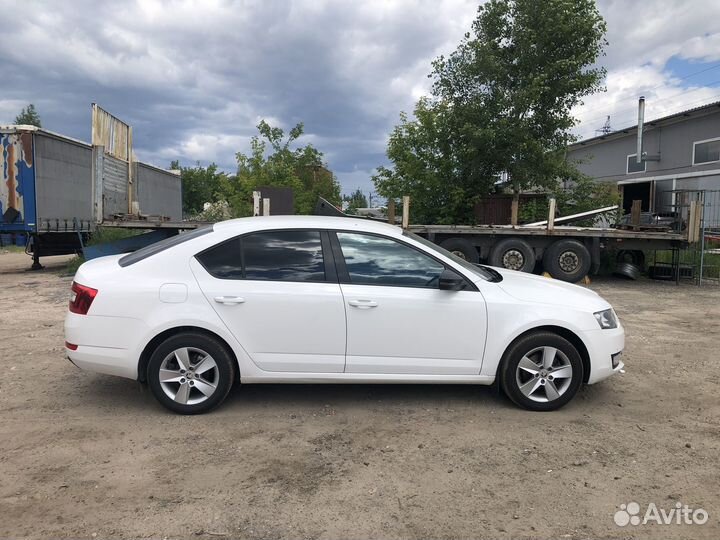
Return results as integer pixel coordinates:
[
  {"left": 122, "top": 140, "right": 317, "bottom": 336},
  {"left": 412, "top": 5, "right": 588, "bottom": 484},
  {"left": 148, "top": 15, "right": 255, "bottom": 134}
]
[
  {"left": 190, "top": 229, "right": 346, "bottom": 373},
  {"left": 332, "top": 231, "right": 486, "bottom": 375}
]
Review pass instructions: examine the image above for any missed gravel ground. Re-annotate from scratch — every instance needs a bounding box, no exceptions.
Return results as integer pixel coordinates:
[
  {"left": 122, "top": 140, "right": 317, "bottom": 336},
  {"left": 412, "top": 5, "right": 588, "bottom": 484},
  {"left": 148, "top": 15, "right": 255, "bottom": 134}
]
[{"left": 1, "top": 251, "right": 718, "bottom": 540}]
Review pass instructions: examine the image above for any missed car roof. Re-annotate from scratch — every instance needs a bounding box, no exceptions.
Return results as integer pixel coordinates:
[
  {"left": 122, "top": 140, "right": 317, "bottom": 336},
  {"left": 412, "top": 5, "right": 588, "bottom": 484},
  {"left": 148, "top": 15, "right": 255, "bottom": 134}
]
[{"left": 212, "top": 215, "right": 404, "bottom": 237}]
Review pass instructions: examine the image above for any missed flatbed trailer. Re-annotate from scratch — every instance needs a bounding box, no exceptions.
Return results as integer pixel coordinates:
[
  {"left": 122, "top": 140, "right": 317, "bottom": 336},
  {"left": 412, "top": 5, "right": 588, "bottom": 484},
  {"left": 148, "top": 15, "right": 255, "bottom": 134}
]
[{"left": 408, "top": 223, "right": 688, "bottom": 282}]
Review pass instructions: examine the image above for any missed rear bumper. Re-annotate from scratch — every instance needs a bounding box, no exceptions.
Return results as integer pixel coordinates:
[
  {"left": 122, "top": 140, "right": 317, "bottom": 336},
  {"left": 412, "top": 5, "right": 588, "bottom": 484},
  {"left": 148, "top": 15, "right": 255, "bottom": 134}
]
[
  {"left": 64, "top": 312, "right": 145, "bottom": 380},
  {"left": 66, "top": 344, "right": 136, "bottom": 379},
  {"left": 583, "top": 326, "right": 625, "bottom": 384}
]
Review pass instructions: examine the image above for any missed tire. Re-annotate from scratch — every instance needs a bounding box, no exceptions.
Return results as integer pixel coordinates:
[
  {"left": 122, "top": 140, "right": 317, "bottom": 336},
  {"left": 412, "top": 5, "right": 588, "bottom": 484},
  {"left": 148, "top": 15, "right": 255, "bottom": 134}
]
[
  {"left": 489, "top": 238, "right": 536, "bottom": 273},
  {"left": 147, "top": 332, "right": 235, "bottom": 414},
  {"left": 500, "top": 332, "right": 584, "bottom": 411},
  {"left": 440, "top": 237, "right": 479, "bottom": 263},
  {"left": 542, "top": 239, "right": 591, "bottom": 282},
  {"left": 616, "top": 249, "right": 645, "bottom": 270}
]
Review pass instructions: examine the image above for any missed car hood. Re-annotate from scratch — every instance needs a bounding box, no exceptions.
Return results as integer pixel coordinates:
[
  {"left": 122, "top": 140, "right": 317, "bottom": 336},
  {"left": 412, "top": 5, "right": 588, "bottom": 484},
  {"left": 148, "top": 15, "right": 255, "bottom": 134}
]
[{"left": 491, "top": 267, "right": 609, "bottom": 310}]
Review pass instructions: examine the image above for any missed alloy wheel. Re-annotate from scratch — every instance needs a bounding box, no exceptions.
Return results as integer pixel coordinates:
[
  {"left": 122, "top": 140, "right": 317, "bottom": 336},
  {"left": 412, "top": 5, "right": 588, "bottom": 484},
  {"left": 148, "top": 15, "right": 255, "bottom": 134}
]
[
  {"left": 158, "top": 347, "right": 219, "bottom": 405},
  {"left": 514, "top": 346, "right": 573, "bottom": 403}
]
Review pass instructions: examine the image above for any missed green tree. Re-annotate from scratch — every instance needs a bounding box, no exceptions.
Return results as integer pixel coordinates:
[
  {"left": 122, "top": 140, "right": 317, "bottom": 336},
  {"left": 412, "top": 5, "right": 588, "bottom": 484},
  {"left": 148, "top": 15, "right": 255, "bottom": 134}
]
[
  {"left": 372, "top": 98, "right": 461, "bottom": 223},
  {"left": 228, "top": 120, "right": 341, "bottom": 216},
  {"left": 375, "top": 0, "right": 607, "bottom": 224},
  {"left": 343, "top": 188, "right": 369, "bottom": 215},
  {"left": 171, "top": 160, "right": 226, "bottom": 216},
  {"left": 15, "top": 104, "right": 42, "bottom": 127}
]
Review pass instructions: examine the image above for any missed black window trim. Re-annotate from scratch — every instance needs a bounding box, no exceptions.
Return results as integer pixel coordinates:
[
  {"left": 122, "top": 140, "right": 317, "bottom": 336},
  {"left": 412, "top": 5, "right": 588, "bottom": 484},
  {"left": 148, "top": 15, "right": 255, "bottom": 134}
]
[
  {"left": 329, "top": 230, "right": 478, "bottom": 291},
  {"left": 195, "top": 228, "right": 337, "bottom": 284}
]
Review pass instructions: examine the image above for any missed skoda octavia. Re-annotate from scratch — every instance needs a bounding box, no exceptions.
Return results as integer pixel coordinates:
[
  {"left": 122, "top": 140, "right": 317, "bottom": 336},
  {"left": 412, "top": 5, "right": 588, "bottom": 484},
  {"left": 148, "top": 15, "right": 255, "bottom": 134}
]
[{"left": 65, "top": 216, "right": 624, "bottom": 414}]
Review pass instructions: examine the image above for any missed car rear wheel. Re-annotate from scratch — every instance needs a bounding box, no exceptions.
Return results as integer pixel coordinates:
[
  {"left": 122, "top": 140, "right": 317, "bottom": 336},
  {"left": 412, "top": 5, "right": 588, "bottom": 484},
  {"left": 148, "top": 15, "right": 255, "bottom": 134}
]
[
  {"left": 500, "top": 332, "right": 583, "bottom": 411},
  {"left": 147, "top": 332, "right": 235, "bottom": 414}
]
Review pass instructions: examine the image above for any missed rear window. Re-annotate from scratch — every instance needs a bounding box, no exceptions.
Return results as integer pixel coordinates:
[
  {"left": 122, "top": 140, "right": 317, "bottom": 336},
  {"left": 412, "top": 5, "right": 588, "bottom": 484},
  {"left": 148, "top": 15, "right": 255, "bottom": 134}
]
[
  {"left": 196, "top": 230, "right": 326, "bottom": 282},
  {"left": 118, "top": 226, "right": 213, "bottom": 267}
]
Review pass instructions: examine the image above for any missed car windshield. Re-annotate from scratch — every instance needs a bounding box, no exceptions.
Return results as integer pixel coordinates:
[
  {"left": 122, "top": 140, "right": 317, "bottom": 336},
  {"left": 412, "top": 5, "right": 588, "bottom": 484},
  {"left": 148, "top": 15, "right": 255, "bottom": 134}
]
[{"left": 403, "top": 231, "right": 502, "bottom": 283}]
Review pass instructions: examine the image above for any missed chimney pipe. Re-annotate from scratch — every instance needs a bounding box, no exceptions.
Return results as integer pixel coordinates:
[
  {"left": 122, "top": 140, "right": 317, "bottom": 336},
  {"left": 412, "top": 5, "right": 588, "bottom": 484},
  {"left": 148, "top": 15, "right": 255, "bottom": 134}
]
[{"left": 637, "top": 96, "right": 645, "bottom": 164}]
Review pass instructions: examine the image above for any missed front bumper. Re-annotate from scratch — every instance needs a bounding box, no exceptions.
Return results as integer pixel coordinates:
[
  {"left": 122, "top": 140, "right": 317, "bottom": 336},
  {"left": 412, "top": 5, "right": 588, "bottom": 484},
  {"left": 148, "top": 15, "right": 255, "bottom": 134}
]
[{"left": 582, "top": 326, "right": 625, "bottom": 384}]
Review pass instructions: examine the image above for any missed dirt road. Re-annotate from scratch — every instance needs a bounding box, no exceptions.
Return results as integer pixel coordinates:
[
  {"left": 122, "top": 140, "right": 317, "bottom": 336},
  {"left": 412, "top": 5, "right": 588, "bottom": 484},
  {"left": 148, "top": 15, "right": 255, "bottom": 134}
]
[{"left": 1, "top": 251, "right": 718, "bottom": 539}]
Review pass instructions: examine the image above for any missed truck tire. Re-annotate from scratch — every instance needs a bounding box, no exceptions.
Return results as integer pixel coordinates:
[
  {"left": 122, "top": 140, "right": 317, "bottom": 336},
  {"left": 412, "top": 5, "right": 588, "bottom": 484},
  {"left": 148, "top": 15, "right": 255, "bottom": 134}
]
[
  {"left": 543, "top": 240, "right": 591, "bottom": 283},
  {"left": 489, "top": 238, "right": 536, "bottom": 273},
  {"left": 440, "top": 238, "right": 479, "bottom": 263}
]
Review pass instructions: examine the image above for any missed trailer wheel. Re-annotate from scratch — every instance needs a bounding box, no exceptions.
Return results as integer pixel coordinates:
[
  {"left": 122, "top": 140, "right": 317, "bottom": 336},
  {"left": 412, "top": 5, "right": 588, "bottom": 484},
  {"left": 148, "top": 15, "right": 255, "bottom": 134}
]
[
  {"left": 543, "top": 240, "right": 591, "bottom": 283},
  {"left": 440, "top": 238, "right": 479, "bottom": 263},
  {"left": 489, "top": 238, "right": 536, "bottom": 273}
]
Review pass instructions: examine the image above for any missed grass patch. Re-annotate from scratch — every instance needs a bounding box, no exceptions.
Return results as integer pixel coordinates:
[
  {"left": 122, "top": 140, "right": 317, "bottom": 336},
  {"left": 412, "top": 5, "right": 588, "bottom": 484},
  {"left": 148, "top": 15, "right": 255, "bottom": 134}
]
[
  {"left": 64, "top": 255, "right": 85, "bottom": 276},
  {"left": 647, "top": 246, "right": 720, "bottom": 281},
  {"left": 0, "top": 245, "right": 26, "bottom": 254}
]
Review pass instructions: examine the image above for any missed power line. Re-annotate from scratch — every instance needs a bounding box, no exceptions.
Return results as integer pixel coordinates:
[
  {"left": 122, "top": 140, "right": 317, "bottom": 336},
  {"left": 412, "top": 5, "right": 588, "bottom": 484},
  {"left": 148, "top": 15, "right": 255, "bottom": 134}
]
[
  {"left": 575, "top": 77, "right": 720, "bottom": 127},
  {"left": 574, "top": 90, "right": 720, "bottom": 141},
  {"left": 573, "top": 61, "right": 720, "bottom": 123}
]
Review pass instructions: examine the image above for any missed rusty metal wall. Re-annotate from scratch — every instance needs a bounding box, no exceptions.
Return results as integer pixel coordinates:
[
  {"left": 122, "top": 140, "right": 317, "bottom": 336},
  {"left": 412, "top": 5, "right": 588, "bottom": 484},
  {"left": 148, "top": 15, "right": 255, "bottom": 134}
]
[
  {"left": 34, "top": 132, "right": 94, "bottom": 231},
  {"left": 135, "top": 163, "right": 182, "bottom": 220},
  {"left": 91, "top": 104, "right": 131, "bottom": 161},
  {"left": 101, "top": 153, "right": 130, "bottom": 218}
]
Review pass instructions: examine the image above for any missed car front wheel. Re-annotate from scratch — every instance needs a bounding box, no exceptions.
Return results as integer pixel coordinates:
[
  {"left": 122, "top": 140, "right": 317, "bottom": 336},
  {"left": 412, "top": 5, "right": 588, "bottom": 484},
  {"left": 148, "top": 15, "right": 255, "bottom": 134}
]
[
  {"left": 500, "top": 332, "right": 583, "bottom": 411},
  {"left": 147, "top": 332, "right": 235, "bottom": 414}
]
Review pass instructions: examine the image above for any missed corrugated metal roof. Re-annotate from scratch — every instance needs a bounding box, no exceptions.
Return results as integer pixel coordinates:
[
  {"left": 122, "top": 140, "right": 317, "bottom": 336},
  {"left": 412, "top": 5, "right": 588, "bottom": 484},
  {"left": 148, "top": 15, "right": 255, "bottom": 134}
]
[{"left": 570, "top": 99, "right": 720, "bottom": 149}]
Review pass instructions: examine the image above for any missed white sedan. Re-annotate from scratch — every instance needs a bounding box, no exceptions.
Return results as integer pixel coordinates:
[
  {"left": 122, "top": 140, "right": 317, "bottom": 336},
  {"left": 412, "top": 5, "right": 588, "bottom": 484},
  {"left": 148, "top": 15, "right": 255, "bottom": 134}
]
[{"left": 65, "top": 216, "right": 624, "bottom": 414}]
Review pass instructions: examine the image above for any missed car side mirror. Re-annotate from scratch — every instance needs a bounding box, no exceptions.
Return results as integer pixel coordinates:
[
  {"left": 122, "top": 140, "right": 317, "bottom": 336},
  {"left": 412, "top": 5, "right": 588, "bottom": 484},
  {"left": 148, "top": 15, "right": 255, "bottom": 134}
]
[{"left": 439, "top": 268, "right": 466, "bottom": 291}]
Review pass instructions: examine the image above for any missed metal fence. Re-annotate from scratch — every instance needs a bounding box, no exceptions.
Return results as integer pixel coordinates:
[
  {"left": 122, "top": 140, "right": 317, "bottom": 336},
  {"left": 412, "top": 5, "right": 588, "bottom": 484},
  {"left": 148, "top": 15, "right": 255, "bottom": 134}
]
[{"left": 656, "top": 189, "right": 720, "bottom": 285}]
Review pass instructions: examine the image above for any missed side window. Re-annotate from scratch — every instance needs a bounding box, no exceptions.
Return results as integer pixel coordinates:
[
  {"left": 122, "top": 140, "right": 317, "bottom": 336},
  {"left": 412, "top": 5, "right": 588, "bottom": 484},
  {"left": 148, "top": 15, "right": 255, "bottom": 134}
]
[
  {"left": 196, "top": 238, "right": 242, "bottom": 279},
  {"left": 336, "top": 232, "right": 445, "bottom": 287},
  {"left": 243, "top": 230, "right": 325, "bottom": 282}
]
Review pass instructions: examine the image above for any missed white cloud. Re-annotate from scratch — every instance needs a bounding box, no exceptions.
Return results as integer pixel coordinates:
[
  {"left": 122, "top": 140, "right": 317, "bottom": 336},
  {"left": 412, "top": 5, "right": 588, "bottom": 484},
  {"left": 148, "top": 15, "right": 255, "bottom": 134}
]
[
  {"left": 1, "top": 0, "right": 719, "bottom": 193},
  {"left": 572, "top": 1, "right": 720, "bottom": 139}
]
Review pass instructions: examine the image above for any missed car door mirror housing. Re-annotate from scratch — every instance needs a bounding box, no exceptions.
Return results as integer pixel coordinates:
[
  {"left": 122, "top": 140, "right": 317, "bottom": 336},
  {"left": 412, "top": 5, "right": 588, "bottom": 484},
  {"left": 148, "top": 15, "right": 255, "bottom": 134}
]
[{"left": 439, "top": 268, "right": 466, "bottom": 291}]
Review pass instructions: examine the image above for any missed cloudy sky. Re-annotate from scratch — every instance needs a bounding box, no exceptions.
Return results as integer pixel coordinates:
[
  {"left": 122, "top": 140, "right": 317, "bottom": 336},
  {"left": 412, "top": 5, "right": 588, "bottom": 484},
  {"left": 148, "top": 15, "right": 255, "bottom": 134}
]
[{"left": 2, "top": 0, "right": 720, "bottom": 196}]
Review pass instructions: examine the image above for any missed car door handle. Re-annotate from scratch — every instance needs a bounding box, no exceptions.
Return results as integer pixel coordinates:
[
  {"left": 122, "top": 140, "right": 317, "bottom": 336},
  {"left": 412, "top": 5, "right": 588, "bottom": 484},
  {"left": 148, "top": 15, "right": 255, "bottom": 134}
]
[
  {"left": 214, "top": 295, "right": 245, "bottom": 305},
  {"left": 348, "top": 299, "right": 378, "bottom": 309}
]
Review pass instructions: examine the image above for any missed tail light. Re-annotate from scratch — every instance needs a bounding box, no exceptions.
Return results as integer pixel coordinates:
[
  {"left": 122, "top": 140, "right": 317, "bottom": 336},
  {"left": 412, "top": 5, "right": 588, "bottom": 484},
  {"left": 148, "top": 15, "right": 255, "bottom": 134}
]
[{"left": 69, "top": 281, "right": 98, "bottom": 315}]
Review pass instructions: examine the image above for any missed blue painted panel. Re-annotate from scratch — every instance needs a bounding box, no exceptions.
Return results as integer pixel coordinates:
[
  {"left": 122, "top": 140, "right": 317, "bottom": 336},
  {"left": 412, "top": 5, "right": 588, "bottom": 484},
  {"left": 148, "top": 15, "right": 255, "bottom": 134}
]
[
  {"left": 82, "top": 229, "right": 178, "bottom": 260},
  {"left": 0, "top": 132, "right": 37, "bottom": 233}
]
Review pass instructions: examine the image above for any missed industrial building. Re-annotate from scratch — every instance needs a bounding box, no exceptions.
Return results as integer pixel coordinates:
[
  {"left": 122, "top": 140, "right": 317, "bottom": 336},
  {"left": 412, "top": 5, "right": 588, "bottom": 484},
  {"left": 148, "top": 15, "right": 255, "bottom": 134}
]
[{"left": 566, "top": 100, "right": 720, "bottom": 215}]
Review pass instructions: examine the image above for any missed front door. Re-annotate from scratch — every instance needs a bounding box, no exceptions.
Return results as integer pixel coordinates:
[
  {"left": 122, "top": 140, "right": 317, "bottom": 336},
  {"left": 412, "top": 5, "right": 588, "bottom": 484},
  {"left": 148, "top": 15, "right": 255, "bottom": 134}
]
[
  {"left": 191, "top": 229, "right": 346, "bottom": 373},
  {"left": 333, "top": 231, "right": 486, "bottom": 375}
]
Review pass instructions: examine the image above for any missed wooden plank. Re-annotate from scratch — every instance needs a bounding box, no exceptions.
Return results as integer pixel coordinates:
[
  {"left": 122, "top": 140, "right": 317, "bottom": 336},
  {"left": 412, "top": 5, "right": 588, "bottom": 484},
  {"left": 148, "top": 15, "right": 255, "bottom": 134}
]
[
  {"left": 253, "top": 191, "right": 261, "bottom": 216},
  {"left": 631, "top": 200, "right": 642, "bottom": 229},
  {"left": 402, "top": 195, "right": 410, "bottom": 229},
  {"left": 547, "top": 198, "right": 556, "bottom": 231},
  {"left": 687, "top": 200, "right": 698, "bottom": 243},
  {"left": 523, "top": 205, "right": 618, "bottom": 227},
  {"left": 406, "top": 223, "right": 685, "bottom": 241},
  {"left": 387, "top": 199, "right": 396, "bottom": 224},
  {"left": 510, "top": 197, "right": 519, "bottom": 226},
  {"left": 263, "top": 197, "right": 271, "bottom": 216}
]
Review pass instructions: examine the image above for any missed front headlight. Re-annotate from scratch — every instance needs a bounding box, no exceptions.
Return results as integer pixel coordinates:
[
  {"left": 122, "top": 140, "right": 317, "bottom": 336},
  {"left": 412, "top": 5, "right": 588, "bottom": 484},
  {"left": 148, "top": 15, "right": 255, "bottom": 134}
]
[{"left": 594, "top": 308, "right": 618, "bottom": 329}]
